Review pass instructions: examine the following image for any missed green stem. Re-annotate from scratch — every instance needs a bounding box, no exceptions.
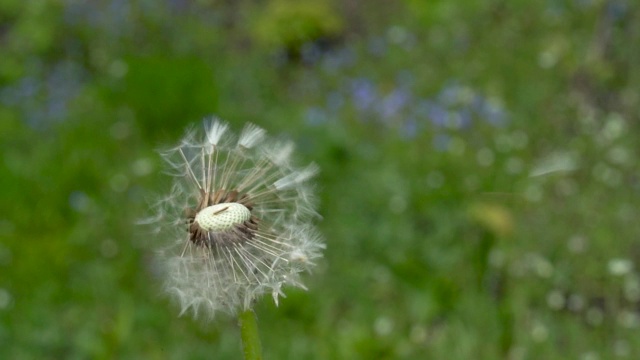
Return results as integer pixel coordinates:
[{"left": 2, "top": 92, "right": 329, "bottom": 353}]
[{"left": 238, "top": 308, "right": 263, "bottom": 360}]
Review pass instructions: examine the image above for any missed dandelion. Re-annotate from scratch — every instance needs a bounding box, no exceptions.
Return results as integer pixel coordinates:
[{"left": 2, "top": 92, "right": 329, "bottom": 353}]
[{"left": 146, "top": 118, "right": 324, "bottom": 357}]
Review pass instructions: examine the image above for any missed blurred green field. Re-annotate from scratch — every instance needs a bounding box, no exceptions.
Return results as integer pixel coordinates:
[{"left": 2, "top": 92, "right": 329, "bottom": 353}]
[{"left": 1, "top": 0, "right": 640, "bottom": 359}]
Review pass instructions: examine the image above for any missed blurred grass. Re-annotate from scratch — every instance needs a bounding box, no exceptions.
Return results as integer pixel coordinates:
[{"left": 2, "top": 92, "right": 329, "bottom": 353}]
[{"left": 1, "top": 0, "right": 640, "bottom": 359}]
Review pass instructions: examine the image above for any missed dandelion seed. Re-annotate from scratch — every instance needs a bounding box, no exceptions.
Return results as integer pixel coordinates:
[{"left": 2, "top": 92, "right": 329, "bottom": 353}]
[{"left": 148, "top": 119, "right": 324, "bottom": 319}]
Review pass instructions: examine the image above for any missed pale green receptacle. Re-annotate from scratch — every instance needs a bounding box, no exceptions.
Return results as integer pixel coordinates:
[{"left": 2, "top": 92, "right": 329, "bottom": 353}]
[{"left": 195, "top": 203, "right": 252, "bottom": 231}]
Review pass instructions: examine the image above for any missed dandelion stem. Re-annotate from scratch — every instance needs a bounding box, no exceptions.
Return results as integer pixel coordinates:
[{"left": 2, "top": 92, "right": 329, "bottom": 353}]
[{"left": 238, "top": 308, "right": 263, "bottom": 360}]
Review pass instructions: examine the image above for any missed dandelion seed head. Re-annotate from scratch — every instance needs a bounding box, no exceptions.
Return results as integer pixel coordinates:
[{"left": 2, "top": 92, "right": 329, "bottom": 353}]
[{"left": 147, "top": 119, "right": 324, "bottom": 319}]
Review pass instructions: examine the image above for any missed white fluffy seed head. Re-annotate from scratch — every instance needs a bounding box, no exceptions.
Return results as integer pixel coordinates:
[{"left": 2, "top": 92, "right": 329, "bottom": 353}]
[
  {"left": 149, "top": 118, "right": 324, "bottom": 320},
  {"left": 194, "top": 203, "right": 251, "bottom": 232}
]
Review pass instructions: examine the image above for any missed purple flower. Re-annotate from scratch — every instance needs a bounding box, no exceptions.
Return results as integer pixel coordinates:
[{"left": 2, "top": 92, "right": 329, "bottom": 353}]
[
  {"left": 424, "top": 101, "right": 449, "bottom": 127},
  {"left": 472, "top": 95, "right": 507, "bottom": 126},
  {"left": 378, "top": 88, "right": 411, "bottom": 119},
  {"left": 350, "top": 78, "right": 378, "bottom": 111}
]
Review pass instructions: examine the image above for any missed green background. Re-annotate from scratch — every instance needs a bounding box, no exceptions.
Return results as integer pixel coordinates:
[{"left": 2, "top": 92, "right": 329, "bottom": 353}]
[{"left": 2, "top": 0, "right": 640, "bottom": 358}]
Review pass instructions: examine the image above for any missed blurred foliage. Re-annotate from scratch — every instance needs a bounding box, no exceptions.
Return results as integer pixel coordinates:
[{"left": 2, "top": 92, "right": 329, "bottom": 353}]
[
  {"left": 1, "top": 0, "right": 640, "bottom": 359},
  {"left": 104, "top": 55, "right": 219, "bottom": 137},
  {"left": 252, "top": 0, "right": 344, "bottom": 58}
]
